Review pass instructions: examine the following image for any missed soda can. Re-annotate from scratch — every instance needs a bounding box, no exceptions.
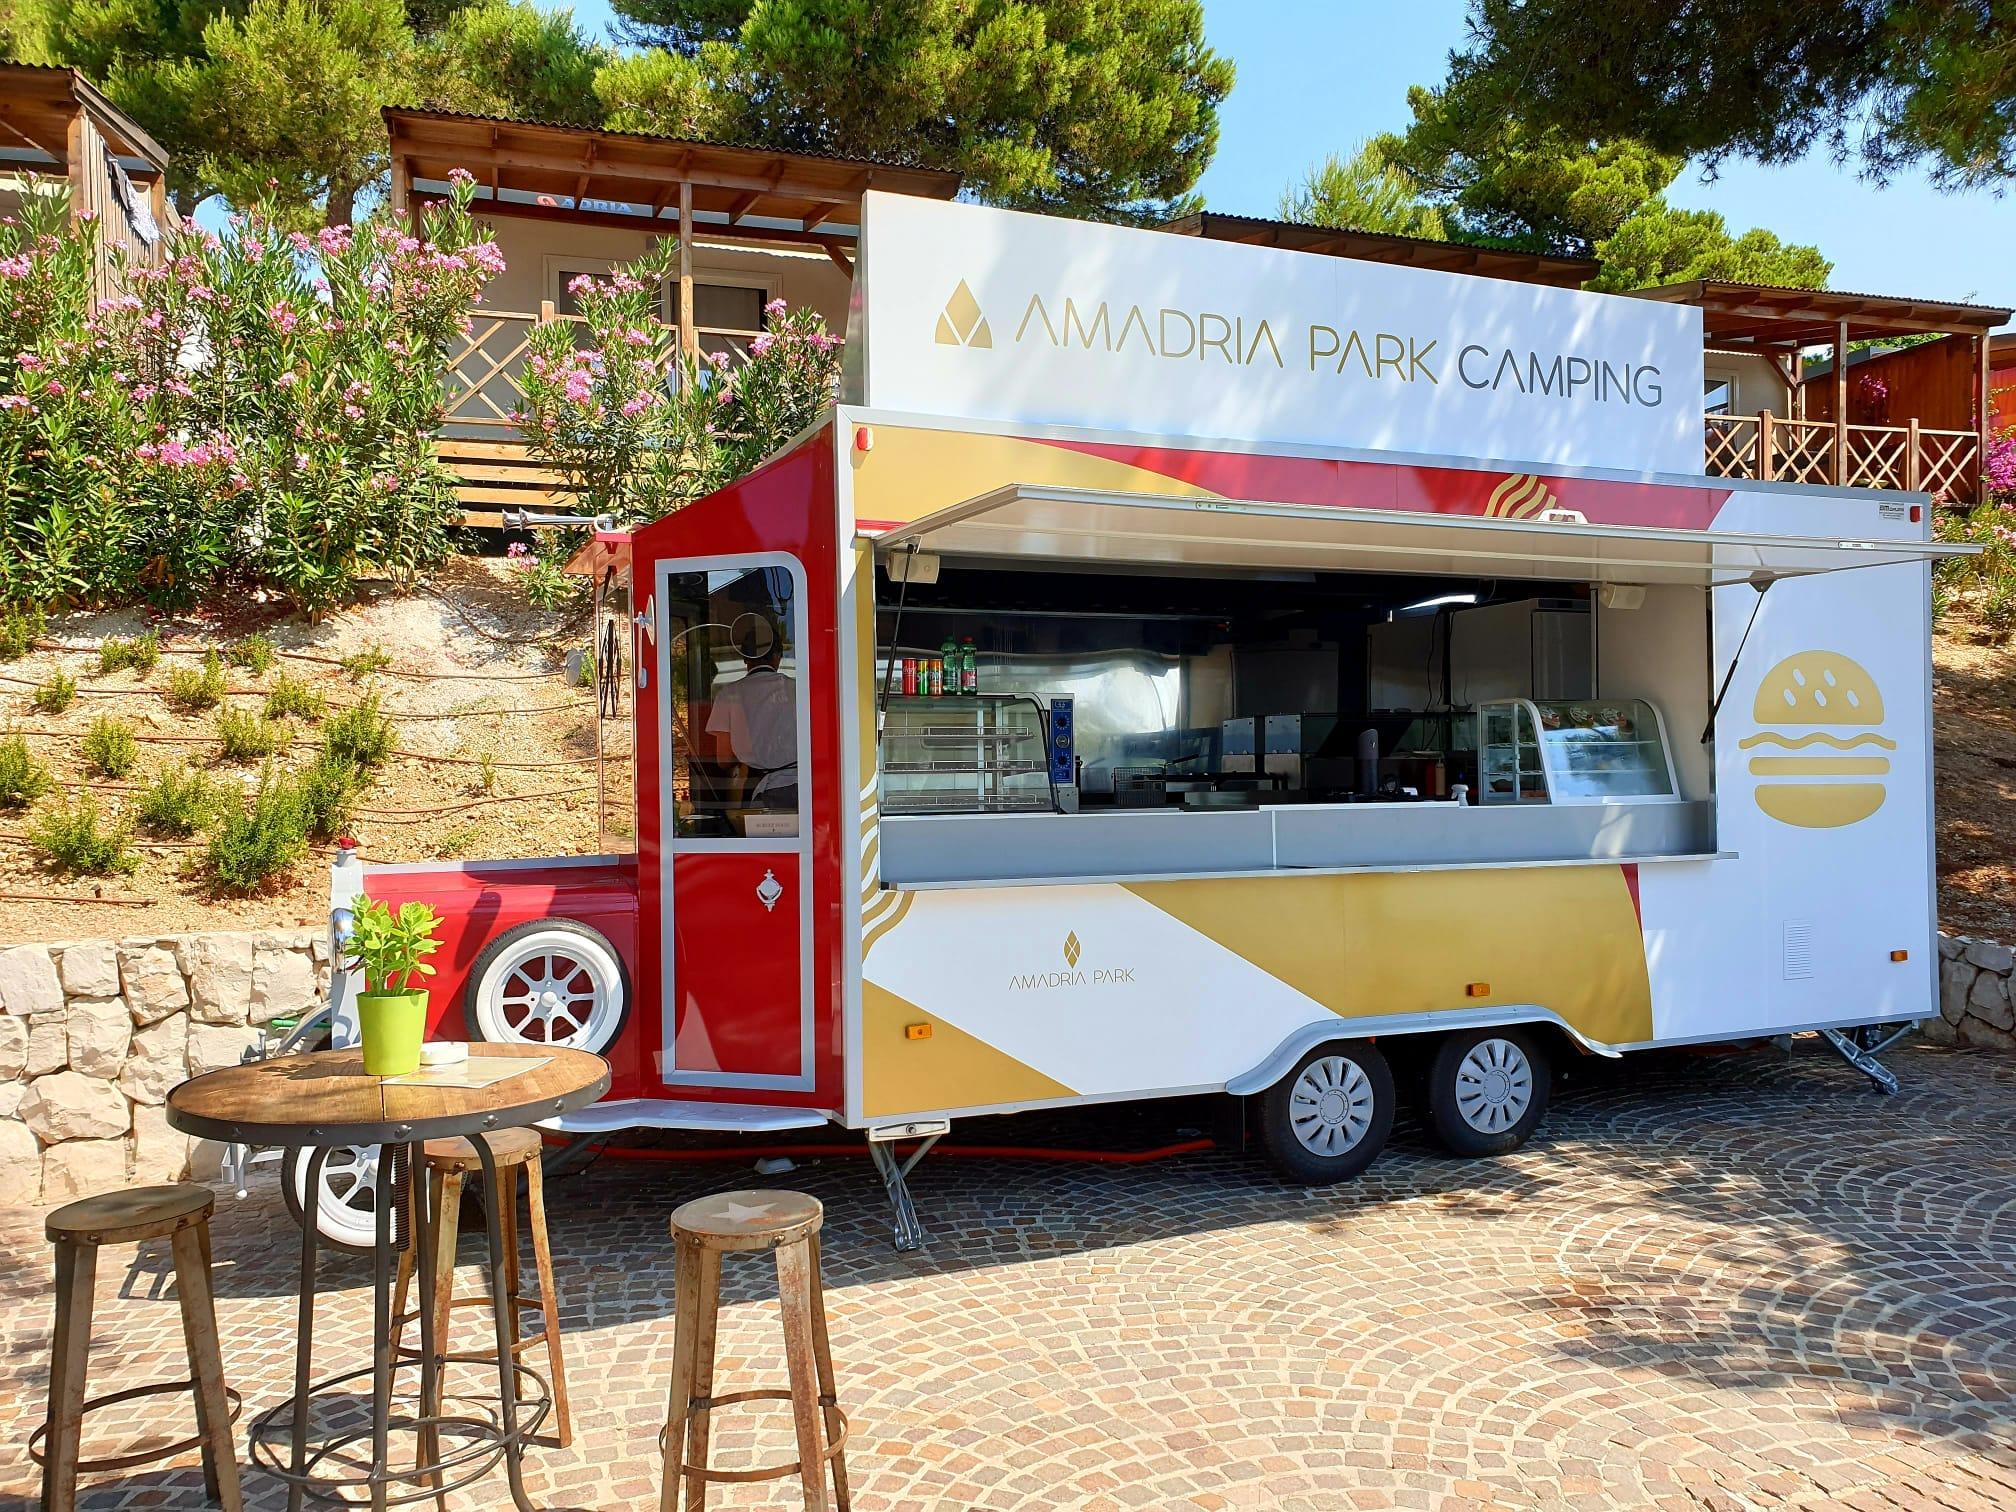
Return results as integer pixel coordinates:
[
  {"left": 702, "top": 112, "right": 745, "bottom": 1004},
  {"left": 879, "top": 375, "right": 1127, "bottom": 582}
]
[{"left": 902, "top": 658, "right": 917, "bottom": 696}]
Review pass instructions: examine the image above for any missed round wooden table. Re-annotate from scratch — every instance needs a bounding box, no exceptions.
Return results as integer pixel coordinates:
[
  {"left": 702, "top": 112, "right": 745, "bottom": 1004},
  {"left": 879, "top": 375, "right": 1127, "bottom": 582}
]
[{"left": 168, "top": 1044, "right": 609, "bottom": 1512}]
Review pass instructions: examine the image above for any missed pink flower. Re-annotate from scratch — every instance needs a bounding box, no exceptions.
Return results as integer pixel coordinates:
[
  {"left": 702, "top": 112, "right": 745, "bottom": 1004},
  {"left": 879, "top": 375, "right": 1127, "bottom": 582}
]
[
  {"left": 268, "top": 302, "right": 299, "bottom": 334},
  {"left": 0, "top": 394, "right": 32, "bottom": 411},
  {"left": 448, "top": 167, "right": 476, "bottom": 186},
  {"left": 621, "top": 393, "right": 651, "bottom": 417},
  {"left": 563, "top": 370, "right": 595, "bottom": 405},
  {"left": 748, "top": 332, "right": 774, "bottom": 357},
  {"left": 0, "top": 254, "right": 30, "bottom": 278},
  {"left": 764, "top": 298, "right": 787, "bottom": 317},
  {"left": 318, "top": 226, "right": 352, "bottom": 256}
]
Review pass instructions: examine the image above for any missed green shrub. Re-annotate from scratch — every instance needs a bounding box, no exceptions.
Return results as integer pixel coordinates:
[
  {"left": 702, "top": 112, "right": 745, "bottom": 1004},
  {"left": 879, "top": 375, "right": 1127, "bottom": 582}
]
[
  {"left": 265, "top": 672, "right": 326, "bottom": 722},
  {"left": 0, "top": 607, "right": 44, "bottom": 661},
  {"left": 0, "top": 733, "right": 53, "bottom": 808},
  {"left": 32, "top": 672, "right": 75, "bottom": 713},
  {"left": 296, "top": 750, "right": 365, "bottom": 839},
  {"left": 97, "top": 632, "right": 160, "bottom": 675},
  {"left": 204, "top": 768, "right": 309, "bottom": 894},
  {"left": 227, "top": 634, "right": 277, "bottom": 675},
  {"left": 324, "top": 693, "right": 395, "bottom": 769},
  {"left": 339, "top": 643, "right": 391, "bottom": 680},
  {"left": 80, "top": 716, "right": 138, "bottom": 778},
  {"left": 166, "top": 650, "right": 227, "bottom": 711},
  {"left": 216, "top": 706, "right": 293, "bottom": 763},
  {"left": 575, "top": 650, "right": 597, "bottom": 689},
  {"left": 29, "top": 794, "right": 135, "bottom": 875},
  {"left": 135, "top": 763, "right": 222, "bottom": 836}
]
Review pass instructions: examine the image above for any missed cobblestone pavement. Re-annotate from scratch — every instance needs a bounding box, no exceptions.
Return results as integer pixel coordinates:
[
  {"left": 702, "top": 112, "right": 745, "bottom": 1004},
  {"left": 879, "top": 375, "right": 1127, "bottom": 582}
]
[{"left": 3, "top": 1040, "right": 2015, "bottom": 1511}]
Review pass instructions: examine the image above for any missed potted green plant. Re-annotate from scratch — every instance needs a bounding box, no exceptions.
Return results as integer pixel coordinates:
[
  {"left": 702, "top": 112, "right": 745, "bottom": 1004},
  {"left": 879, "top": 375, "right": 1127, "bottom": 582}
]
[{"left": 344, "top": 895, "right": 443, "bottom": 1076}]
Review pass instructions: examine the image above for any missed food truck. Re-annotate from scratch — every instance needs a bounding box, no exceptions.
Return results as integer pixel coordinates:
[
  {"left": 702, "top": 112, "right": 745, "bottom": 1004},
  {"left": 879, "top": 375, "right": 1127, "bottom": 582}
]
[{"left": 296, "top": 193, "right": 1971, "bottom": 1250}]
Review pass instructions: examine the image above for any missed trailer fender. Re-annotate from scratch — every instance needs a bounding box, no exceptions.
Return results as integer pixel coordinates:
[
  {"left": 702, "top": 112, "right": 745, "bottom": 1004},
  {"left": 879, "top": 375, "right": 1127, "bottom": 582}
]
[{"left": 1225, "top": 1007, "right": 1620, "bottom": 1098}]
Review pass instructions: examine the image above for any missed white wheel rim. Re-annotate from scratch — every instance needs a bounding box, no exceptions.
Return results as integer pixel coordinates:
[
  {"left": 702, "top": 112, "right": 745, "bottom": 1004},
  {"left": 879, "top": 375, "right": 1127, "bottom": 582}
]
[
  {"left": 1289, "top": 1055, "right": 1375, "bottom": 1158},
  {"left": 474, "top": 929, "right": 624, "bottom": 1052},
  {"left": 290, "top": 1144, "right": 383, "bottom": 1250},
  {"left": 1454, "top": 1037, "right": 1535, "bottom": 1134}
]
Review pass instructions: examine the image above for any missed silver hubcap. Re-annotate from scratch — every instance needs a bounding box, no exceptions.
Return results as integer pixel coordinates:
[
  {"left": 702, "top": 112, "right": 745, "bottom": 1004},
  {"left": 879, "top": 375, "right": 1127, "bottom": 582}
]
[
  {"left": 1455, "top": 1038, "right": 1534, "bottom": 1134},
  {"left": 1289, "top": 1055, "right": 1374, "bottom": 1158}
]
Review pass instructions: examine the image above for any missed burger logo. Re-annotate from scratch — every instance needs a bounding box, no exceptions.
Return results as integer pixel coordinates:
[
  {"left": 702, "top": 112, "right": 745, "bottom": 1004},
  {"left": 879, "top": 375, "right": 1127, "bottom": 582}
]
[{"left": 1739, "top": 652, "right": 1895, "bottom": 828}]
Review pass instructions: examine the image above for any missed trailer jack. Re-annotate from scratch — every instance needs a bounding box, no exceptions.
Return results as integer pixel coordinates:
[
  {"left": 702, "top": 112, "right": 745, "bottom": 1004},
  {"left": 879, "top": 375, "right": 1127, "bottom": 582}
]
[
  {"left": 867, "top": 1121, "right": 947, "bottom": 1251},
  {"left": 1819, "top": 1023, "right": 1915, "bottom": 1095}
]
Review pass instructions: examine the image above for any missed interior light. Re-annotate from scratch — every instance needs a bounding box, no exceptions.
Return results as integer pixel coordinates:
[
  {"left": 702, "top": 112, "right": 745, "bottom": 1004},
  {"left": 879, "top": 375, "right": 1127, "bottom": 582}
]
[{"left": 1398, "top": 592, "right": 1478, "bottom": 614}]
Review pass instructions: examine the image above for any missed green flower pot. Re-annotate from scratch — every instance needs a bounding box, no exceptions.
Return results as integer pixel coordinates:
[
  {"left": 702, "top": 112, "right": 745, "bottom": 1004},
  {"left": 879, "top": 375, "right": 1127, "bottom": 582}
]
[{"left": 357, "top": 991, "right": 429, "bottom": 1077}]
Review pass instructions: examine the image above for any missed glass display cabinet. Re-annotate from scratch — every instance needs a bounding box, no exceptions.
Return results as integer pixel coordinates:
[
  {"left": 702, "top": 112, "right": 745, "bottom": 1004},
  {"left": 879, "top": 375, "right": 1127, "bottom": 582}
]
[
  {"left": 1476, "top": 699, "right": 1678, "bottom": 805},
  {"left": 880, "top": 693, "right": 1054, "bottom": 814}
]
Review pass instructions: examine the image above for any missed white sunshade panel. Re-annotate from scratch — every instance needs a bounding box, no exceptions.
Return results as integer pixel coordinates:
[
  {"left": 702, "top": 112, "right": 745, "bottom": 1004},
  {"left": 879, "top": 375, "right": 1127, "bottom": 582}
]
[{"left": 867, "top": 485, "right": 1977, "bottom": 587}]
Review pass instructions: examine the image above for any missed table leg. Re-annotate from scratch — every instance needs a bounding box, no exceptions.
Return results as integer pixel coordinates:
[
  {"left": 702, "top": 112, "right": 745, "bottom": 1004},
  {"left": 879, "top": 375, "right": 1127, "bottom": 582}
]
[
  {"left": 286, "top": 1147, "right": 329, "bottom": 1512},
  {"left": 369, "top": 1145, "right": 401, "bottom": 1512},
  {"left": 474, "top": 1136, "right": 539, "bottom": 1512},
  {"left": 411, "top": 1153, "right": 446, "bottom": 1510}
]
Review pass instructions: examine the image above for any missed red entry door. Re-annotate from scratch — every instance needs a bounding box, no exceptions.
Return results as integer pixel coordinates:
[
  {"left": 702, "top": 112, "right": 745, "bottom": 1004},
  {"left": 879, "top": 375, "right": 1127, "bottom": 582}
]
[{"left": 656, "top": 555, "right": 813, "bottom": 1093}]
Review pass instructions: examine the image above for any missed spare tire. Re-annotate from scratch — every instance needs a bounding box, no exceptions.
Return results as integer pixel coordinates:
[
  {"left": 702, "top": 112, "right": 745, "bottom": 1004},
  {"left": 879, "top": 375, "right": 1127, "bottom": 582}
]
[{"left": 465, "top": 918, "right": 630, "bottom": 1055}]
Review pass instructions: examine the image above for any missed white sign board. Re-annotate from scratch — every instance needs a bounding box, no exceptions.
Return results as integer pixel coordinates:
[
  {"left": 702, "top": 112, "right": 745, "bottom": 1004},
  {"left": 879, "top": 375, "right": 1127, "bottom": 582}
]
[{"left": 846, "top": 193, "right": 1705, "bottom": 475}]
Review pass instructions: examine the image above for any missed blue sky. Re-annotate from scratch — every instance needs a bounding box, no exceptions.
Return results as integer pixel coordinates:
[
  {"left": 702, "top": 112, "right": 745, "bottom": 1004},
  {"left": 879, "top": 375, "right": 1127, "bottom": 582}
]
[{"left": 561, "top": 0, "right": 2012, "bottom": 314}]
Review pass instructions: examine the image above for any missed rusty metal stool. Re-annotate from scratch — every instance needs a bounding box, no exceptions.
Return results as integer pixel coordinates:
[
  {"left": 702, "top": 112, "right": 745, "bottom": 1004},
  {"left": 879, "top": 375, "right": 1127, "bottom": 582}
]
[
  {"left": 392, "top": 1126, "right": 573, "bottom": 1453},
  {"left": 658, "top": 1190, "right": 850, "bottom": 1512},
  {"left": 35, "top": 1184, "right": 244, "bottom": 1512}
]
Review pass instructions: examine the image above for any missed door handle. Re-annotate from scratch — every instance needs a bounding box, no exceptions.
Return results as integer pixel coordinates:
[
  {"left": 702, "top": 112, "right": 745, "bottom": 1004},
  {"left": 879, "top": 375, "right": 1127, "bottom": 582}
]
[{"left": 756, "top": 869, "right": 784, "bottom": 912}]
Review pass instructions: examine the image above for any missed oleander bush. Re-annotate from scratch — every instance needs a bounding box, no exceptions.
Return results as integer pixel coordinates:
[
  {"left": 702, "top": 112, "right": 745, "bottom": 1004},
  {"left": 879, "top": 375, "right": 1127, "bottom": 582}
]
[
  {"left": 0, "top": 174, "right": 504, "bottom": 615},
  {"left": 1934, "top": 429, "right": 2016, "bottom": 639}
]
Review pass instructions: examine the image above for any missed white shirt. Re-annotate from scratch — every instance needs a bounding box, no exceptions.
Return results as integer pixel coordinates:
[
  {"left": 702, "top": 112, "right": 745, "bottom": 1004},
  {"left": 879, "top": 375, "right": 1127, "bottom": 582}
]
[{"left": 705, "top": 665, "right": 797, "bottom": 794}]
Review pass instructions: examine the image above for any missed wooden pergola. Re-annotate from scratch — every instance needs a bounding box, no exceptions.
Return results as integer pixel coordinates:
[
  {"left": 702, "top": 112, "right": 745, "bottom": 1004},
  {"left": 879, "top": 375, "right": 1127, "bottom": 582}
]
[
  {"left": 384, "top": 107, "right": 961, "bottom": 355},
  {"left": 0, "top": 63, "right": 173, "bottom": 274},
  {"left": 1162, "top": 211, "right": 1599, "bottom": 289},
  {"left": 1632, "top": 280, "right": 2011, "bottom": 495}
]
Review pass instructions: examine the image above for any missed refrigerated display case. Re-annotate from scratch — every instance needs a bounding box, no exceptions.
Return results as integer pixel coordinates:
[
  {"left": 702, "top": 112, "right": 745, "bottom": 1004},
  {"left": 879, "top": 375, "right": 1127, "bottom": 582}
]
[
  {"left": 879, "top": 693, "right": 1054, "bottom": 814},
  {"left": 1476, "top": 698, "right": 1678, "bottom": 805}
]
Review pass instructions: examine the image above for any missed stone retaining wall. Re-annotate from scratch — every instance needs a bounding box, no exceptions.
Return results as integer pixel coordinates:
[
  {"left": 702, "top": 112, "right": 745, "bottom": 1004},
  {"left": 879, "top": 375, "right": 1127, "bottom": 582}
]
[
  {"left": 1929, "top": 935, "right": 2016, "bottom": 1051},
  {"left": 0, "top": 931, "right": 328, "bottom": 1205}
]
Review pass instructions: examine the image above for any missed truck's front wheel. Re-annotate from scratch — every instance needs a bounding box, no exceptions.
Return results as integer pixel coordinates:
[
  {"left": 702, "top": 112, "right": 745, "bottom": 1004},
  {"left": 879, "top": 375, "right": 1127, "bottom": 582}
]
[{"left": 1259, "top": 1042, "right": 1395, "bottom": 1183}]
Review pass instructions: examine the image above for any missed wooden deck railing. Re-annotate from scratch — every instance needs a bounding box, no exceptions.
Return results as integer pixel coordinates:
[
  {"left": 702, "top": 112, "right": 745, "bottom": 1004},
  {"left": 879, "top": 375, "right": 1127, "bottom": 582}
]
[{"left": 1704, "top": 412, "right": 1982, "bottom": 502}]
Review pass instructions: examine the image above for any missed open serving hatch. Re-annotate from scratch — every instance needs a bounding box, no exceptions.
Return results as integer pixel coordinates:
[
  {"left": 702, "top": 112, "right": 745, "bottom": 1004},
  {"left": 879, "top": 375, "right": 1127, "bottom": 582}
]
[{"left": 864, "top": 483, "right": 1977, "bottom": 586}]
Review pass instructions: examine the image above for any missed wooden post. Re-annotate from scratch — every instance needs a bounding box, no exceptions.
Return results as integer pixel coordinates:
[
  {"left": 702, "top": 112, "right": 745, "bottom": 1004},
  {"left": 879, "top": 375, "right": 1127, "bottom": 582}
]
[
  {"left": 1907, "top": 416, "right": 1921, "bottom": 492},
  {"left": 1977, "top": 332, "right": 1992, "bottom": 503},
  {"left": 1758, "top": 410, "right": 1774, "bottom": 482},
  {"left": 389, "top": 154, "right": 410, "bottom": 219},
  {"left": 677, "top": 180, "right": 697, "bottom": 358},
  {"left": 1833, "top": 319, "right": 1850, "bottom": 486}
]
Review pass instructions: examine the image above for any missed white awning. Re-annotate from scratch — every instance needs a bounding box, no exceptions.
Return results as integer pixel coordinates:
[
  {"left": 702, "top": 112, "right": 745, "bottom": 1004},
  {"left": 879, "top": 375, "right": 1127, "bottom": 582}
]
[{"left": 865, "top": 484, "right": 1977, "bottom": 586}]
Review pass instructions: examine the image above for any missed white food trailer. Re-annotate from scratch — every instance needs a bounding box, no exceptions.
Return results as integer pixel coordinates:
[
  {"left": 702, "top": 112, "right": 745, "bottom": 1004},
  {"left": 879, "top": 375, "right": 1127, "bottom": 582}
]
[{"left": 299, "top": 193, "right": 1971, "bottom": 1250}]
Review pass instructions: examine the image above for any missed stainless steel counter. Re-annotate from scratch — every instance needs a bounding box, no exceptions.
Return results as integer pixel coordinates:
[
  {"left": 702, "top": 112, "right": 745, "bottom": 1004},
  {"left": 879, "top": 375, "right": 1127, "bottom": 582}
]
[{"left": 876, "top": 799, "right": 1719, "bottom": 888}]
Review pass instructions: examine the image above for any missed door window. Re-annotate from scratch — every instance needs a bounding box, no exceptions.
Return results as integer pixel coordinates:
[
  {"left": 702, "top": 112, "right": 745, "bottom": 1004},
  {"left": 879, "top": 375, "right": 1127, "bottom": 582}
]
[{"left": 664, "top": 564, "right": 802, "bottom": 839}]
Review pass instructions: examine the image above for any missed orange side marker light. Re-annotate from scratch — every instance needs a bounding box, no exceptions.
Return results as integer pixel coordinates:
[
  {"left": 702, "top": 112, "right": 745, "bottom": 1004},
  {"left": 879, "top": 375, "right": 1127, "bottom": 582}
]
[
  {"left": 904, "top": 1022, "right": 932, "bottom": 1040},
  {"left": 1465, "top": 982, "right": 1490, "bottom": 998},
  {"left": 1890, "top": 950, "right": 1909, "bottom": 962}
]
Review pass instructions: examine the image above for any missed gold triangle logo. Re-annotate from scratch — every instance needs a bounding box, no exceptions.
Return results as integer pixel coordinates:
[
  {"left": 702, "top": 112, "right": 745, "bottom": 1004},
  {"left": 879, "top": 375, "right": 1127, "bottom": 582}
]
[{"left": 936, "top": 279, "right": 991, "bottom": 348}]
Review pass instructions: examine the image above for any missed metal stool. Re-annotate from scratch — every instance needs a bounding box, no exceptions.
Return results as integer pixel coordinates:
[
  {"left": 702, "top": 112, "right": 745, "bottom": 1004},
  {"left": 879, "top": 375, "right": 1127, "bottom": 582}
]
[
  {"left": 36, "top": 1184, "right": 244, "bottom": 1512},
  {"left": 659, "top": 1189, "right": 851, "bottom": 1512},
  {"left": 392, "top": 1127, "right": 573, "bottom": 1450}
]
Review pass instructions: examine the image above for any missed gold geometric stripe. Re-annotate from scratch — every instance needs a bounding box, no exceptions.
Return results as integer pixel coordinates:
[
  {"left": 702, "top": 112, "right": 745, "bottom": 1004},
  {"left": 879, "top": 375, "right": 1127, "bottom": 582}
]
[{"left": 863, "top": 891, "right": 917, "bottom": 955}]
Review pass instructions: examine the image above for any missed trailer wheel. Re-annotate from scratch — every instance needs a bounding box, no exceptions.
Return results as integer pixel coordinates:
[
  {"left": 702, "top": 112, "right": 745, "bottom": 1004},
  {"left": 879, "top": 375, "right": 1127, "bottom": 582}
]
[
  {"left": 1425, "top": 1027, "right": 1551, "bottom": 1157},
  {"left": 1259, "top": 1042, "right": 1395, "bottom": 1183},
  {"left": 467, "top": 919, "right": 630, "bottom": 1054}
]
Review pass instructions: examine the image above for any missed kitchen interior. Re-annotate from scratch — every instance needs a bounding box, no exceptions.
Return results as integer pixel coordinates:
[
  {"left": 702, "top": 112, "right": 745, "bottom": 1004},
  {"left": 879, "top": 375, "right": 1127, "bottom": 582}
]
[{"left": 872, "top": 556, "right": 1712, "bottom": 886}]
